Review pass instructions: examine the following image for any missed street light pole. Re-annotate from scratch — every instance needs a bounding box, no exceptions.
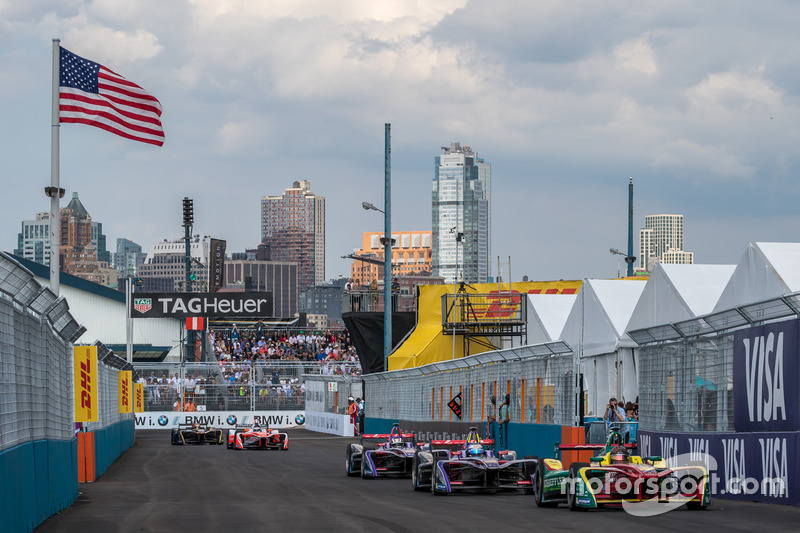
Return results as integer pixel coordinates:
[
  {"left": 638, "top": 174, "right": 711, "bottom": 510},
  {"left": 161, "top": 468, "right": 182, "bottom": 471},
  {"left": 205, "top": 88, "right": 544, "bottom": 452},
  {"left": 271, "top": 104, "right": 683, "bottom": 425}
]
[{"left": 383, "top": 124, "right": 392, "bottom": 372}]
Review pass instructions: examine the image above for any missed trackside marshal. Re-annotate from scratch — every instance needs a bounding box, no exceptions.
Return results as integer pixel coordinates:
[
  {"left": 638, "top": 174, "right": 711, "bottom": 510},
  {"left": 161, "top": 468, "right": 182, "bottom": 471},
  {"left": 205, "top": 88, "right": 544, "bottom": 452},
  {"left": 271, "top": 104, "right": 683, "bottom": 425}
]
[{"left": 131, "top": 292, "right": 273, "bottom": 318}]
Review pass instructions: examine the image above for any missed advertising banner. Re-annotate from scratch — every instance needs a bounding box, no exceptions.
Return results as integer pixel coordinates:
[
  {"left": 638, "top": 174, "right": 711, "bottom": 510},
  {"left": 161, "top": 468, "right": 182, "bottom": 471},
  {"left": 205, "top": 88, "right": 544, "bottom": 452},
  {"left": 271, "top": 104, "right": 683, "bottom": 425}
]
[
  {"left": 733, "top": 319, "right": 800, "bottom": 432},
  {"left": 118, "top": 371, "right": 132, "bottom": 413},
  {"left": 305, "top": 380, "right": 326, "bottom": 412},
  {"left": 209, "top": 238, "right": 227, "bottom": 292},
  {"left": 74, "top": 346, "right": 98, "bottom": 423},
  {"left": 134, "top": 383, "right": 144, "bottom": 413},
  {"left": 131, "top": 292, "right": 273, "bottom": 318},
  {"left": 305, "top": 410, "right": 354, "bottom": 437},
  {"left": 638, "top": 430, "right": 800, "bottom": 505},
  {"left": 134, "top": 411, "right": 305, "bottom": 429}
]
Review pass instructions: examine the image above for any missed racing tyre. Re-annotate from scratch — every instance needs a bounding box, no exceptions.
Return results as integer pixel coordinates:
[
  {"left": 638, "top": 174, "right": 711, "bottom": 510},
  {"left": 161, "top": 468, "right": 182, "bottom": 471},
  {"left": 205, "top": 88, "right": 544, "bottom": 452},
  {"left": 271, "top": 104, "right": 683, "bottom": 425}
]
[
  {"left": 346, "top": 444, "right": 358, "bottom": 477},
  {"left": 684, "top": 461, "right": 709, "bottom": 510},
  {"left": 567, "top": 462, "right": 589, "bottom": 512},
  {"left": 171, "top": 428, "right": 180, "bottom": 445},
  {"left": 411, "top": 454, "right": 423, "bottom": 491}
]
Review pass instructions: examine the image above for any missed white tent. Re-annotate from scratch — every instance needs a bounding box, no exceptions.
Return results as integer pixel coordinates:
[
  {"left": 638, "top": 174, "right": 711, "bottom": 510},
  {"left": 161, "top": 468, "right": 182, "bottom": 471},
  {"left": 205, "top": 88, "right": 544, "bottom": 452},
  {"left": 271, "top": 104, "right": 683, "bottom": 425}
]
[
  {"left": 713, "top": 242, "right": 800, "bottom": 312},
  {"left": 560, "top": 279, "right": 646, "bottom": 416},
  {"left": 526, "top": 293, "right": 577, "bottom": 344},
  {"left": 627, "top": 263, "right": 735, "bottom": 332}
]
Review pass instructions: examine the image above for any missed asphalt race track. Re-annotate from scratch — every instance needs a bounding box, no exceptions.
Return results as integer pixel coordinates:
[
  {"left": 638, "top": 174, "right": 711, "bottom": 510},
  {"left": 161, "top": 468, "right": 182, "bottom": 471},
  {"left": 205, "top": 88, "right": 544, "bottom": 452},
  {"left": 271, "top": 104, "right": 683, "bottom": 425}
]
[{"left": 37, "top": 428, "right": 800, "bottom": 532}]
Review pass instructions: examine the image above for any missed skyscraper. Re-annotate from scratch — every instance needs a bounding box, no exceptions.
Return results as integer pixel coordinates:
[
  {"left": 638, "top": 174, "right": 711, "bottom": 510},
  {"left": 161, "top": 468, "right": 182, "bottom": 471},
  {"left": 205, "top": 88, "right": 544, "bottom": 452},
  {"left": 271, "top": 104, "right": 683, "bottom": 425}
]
[
  {"left": 432, "top": 143, "right": 491, "bottom": 284},
  {"left": 261, "top": 180, "right": 325, "bottom": 291},
  {"left": 15, "top": 193, "right": 114, "bottom": 285},
  {"left": 639, "top": 214, "right": 693, "bottom": 271}
]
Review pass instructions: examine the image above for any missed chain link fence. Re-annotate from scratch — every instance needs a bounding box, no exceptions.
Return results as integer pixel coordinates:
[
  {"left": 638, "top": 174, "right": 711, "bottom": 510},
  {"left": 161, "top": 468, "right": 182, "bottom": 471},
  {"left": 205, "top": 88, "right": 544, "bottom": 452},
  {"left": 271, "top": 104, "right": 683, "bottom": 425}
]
[
  {"left": 637, "top": 336, "right": 734, "bottom": 433},
  {"left": 363, "top": 342, "right": 577, "bottom": 426},
  {"left": 631, "top": 293, "right": 800, "bottom": 433},
  {"left": 0, "top": 253, "right": 84, "bottom": 451},
  {"left": 133, "top": 361, "right": 361, "bottom": 412}
]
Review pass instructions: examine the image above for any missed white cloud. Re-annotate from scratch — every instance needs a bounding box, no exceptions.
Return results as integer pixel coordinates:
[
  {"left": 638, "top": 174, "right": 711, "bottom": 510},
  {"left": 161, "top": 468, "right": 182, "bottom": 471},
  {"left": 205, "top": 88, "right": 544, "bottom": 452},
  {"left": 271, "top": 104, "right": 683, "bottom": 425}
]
[
  {"left": 613, "top": 36, "right": 657, "bottom": 76},
  {"left": 651, "top": 138, "right": 757, "bottom": 181}
]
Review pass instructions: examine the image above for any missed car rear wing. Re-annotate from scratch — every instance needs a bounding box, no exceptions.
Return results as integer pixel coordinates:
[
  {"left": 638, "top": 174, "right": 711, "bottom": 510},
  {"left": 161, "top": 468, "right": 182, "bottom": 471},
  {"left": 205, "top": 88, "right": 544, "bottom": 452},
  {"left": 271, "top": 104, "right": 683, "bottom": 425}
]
[
  {"left": 430, "top": 439, "right": 495, "bottom": 446},
  {"left": 361, "top": 433, "right": 416, "bottom": 439}
]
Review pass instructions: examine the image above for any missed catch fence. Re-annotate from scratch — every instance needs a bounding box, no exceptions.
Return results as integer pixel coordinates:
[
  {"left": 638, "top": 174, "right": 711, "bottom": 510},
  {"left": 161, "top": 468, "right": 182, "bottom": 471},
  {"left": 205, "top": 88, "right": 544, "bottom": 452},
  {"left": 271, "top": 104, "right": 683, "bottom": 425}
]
[
  {"left": 133, "top": 361, "right": 361, "bottom": 412},
  {"left": 0, "top": 253, "right": 85, "bottom": 452},
  {"left": 363, "top": 342, "right": 577, "bottom": 426},
  {"left": 630, "top": 292, "right": 800, "bottom": 433}
]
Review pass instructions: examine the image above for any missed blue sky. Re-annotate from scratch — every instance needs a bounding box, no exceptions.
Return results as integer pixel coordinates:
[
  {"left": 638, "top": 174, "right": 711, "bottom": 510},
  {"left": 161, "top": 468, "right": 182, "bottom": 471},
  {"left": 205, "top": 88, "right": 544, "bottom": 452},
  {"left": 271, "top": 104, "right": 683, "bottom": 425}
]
[{"left": 1, "top": 1, "right": 799, "bottom": 282}]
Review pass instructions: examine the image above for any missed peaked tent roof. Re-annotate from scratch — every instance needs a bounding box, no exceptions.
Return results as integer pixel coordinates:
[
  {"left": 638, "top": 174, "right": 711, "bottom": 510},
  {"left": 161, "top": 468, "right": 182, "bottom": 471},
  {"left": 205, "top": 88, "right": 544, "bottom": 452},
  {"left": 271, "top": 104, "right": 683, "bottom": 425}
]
[
  {"left": 560, "top": 279, "right": 646, "bottom": 357},
  {"left": 526, "top": 293, "right": 577, "bottom": 343},
  {"left": 627, "top": 263, "right": 735, "bottom": 332},
  {"left": 713, "top": 242, "right": 800, "bottom": 312}
]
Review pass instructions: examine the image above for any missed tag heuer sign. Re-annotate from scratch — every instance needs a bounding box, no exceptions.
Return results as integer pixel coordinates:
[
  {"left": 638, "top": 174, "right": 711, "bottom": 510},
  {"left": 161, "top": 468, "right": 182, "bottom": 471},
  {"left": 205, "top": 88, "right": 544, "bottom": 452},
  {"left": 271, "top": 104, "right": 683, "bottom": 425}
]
[
  {"left": 134, "top": 298, "right": 153, "bottom": 313},
  {"left": 130, "top": 292, "right": 273, "bottom": 318}
]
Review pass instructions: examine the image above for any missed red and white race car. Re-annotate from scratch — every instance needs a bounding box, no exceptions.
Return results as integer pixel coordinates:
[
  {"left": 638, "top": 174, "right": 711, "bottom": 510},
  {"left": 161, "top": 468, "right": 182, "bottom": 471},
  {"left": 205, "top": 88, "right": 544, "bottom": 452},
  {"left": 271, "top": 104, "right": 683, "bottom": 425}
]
[{"left": 227, "top": 424, "right": 289, "bottom": 451}]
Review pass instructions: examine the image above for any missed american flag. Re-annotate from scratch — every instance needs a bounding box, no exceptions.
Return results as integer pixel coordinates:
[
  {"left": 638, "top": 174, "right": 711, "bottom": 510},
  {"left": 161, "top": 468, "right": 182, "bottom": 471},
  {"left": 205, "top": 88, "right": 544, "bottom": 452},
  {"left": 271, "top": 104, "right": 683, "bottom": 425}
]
[{"left": 59, "top": 46, "right": 165, "bottom": 146}]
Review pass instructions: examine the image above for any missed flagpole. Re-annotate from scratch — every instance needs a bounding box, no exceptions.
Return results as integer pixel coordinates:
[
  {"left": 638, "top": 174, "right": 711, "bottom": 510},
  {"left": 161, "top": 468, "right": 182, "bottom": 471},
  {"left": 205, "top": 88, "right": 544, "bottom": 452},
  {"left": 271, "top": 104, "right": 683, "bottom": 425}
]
[{"left": 47, "top": 38, "right": 64, "bottom": 294}]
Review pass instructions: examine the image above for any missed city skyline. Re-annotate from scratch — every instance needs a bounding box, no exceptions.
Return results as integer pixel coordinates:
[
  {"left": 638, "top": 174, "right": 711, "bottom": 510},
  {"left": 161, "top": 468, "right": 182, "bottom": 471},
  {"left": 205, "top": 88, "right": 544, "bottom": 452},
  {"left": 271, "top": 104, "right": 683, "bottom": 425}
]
[{"left": 2, "top": 3, "right": 800, "bottom": 282}]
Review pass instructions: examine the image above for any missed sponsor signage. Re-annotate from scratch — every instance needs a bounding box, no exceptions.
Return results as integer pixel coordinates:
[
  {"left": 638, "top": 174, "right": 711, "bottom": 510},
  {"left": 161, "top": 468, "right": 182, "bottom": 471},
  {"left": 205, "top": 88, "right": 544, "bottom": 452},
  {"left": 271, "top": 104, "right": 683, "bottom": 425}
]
[
  {"left": 209, "top": 238, "right": 227, "bottom": 292},
  {"left": 638, "top": 429, "right": 800, "bottom": 505},
  {"left": 134, "top": 383, "right": 144, "bottom": 413},
  {"left": 118, "top": 371, "right": 132, "bottom": 413},
  {"left": 130, "top": 292, "right": 273, "bottom": 318},
  {"left": 733, "top": 319, "right": 800, "bottom": 432},
  {"left": 305, "top": 381, "right": 326, "bottom": 412},
  {"left": 74, "top": 346, "right": 98, "bottom": 423},
  {"left": 134, "top": 411, "right": 305, "bottom": 429},
  {"left": 305, "top": 410, "right": 354, "bottom": 437}
]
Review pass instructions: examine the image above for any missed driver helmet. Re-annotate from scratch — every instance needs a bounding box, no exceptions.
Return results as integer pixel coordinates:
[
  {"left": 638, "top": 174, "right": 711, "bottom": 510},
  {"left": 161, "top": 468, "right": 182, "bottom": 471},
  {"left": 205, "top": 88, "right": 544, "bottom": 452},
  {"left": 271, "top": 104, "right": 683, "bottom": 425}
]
[
  {"left": 390, "top": 435, "right": 403, "bottom": 446},
  {"left": 466, "top": 443, "right": 484, "bottom": 457},
  {"left": 610, "top": 446, "right": 628, "bottom": 464}
]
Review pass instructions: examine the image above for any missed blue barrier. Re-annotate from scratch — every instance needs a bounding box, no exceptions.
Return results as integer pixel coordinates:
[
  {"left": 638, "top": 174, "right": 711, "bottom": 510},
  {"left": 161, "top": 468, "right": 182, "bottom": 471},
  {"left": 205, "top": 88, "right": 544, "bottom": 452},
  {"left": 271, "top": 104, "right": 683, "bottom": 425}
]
[
  {"left": 94, "top": 419, "right": 135, "bottom": 477},
  {"left": 0, "top": 438, "right": 78, "bottom": 533}
]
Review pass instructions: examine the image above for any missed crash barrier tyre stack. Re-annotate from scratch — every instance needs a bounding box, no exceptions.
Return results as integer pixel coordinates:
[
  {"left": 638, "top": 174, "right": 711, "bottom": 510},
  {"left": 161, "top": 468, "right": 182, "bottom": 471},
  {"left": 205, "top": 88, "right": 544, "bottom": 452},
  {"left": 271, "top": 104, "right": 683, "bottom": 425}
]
[
  {"left": 361, "top": 341, "right": 583, "bottom": 460},
  {"left": 0, "top": 253, "right": 136, "bottom": 532}
]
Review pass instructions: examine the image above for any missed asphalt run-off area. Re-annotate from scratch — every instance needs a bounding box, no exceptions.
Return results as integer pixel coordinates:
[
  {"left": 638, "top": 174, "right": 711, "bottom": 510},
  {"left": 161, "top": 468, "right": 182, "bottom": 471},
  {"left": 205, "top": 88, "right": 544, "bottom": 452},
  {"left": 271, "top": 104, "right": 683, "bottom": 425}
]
[{"left": 37, "top": 428, "right": 800, "bottom": 532}]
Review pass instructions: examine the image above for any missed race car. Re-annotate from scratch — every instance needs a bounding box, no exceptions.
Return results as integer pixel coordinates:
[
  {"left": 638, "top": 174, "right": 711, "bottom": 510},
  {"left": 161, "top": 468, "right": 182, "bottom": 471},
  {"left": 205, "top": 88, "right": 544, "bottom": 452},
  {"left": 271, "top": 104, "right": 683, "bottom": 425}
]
[
  {"left": 411, "top": 427, "right": 538, "bottom": 495},
  {"left": 227, "top": 424, "right": 289, "bottom": 450},
  {"left": 346, "top": 423, "right": 419, "bottom": 478},
  {"left": 171, "top": 423, "right": 224, "bottom": 445},
  {"left": 533, "top": 426, "right": 710, "bottom": 510}
]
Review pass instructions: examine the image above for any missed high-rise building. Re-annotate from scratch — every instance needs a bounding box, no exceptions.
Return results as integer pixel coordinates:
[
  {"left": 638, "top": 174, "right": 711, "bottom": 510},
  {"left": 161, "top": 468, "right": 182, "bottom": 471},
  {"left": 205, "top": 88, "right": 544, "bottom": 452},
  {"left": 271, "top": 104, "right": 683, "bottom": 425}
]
[
  {"left": 639, "top": 214, "right": 693, "bottom": 271},
  {"left": 15, "top": 193, "right": 114, "bottom": 285},
  {"left": 138, "top": 237, "right": 210, "bottom": 292},
  {"left": 349, "top": 231, "right": 433, "bottom": 286},
  {"left": 114, "top": 238, "right": 144, "bottom": 278},
  {"left": 223, "top": 259, "right": 298, "bottom": 318},
  {"left": 432, "top": 143, "right": 491, "bottom": 284},
  {"left": 261, "top": 180, "right": 325, "bottom": 291}
]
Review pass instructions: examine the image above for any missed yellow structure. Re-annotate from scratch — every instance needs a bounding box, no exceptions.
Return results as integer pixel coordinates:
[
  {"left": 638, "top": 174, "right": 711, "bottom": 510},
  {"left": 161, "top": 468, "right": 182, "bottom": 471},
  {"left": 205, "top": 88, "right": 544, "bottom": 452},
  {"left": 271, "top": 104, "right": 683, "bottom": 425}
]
[
  {"left": 388, "top": 280, "right": 582, "bottom": 370},
  {"left": 350, "top": 231, "right": 432, "bottom": 286}
]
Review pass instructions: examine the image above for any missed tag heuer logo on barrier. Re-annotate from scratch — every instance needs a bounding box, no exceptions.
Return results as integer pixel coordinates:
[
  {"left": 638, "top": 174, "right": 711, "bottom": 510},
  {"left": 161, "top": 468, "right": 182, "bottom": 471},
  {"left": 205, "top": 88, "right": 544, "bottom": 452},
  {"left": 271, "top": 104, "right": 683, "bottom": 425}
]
[{"left": 134, "top": 298, "right": 152, "bottom": 313}]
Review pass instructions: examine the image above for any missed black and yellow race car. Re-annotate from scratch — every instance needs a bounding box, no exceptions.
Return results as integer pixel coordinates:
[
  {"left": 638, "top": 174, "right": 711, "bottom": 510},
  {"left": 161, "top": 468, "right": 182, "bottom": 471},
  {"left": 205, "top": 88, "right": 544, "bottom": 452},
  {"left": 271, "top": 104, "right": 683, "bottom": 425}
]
[{"left": 171, "top": 423, "right": 224, "bottom": 445}]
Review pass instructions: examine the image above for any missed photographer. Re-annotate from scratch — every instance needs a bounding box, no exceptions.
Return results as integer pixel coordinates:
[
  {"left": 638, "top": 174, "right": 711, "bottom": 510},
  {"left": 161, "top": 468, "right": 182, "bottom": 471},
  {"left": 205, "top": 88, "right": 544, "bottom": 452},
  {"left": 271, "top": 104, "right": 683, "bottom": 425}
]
[{"left": 603, "top": 397, "right": 628, "bottom": 442}]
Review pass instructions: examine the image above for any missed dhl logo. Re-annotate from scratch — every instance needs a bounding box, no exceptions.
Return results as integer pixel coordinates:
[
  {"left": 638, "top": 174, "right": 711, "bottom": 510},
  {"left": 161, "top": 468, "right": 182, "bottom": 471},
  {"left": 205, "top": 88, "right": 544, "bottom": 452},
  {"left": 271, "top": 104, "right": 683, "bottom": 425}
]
[{"left": 449, "top": 289, "right": 576, "bottom": 322}]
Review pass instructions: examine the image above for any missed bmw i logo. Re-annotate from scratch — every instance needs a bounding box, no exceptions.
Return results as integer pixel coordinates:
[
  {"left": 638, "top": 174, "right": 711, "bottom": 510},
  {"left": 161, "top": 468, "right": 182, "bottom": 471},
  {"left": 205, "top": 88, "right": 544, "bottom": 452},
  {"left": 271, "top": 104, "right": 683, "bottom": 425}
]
[
  {"left": 226, "top": 415, "right": 237, "bottom": 426},
  {"left": 295, "top": 414, "right": 305, "bottom": 425},
  {"left": 157, "top": 415, "right": 168, "bottom": 426}
]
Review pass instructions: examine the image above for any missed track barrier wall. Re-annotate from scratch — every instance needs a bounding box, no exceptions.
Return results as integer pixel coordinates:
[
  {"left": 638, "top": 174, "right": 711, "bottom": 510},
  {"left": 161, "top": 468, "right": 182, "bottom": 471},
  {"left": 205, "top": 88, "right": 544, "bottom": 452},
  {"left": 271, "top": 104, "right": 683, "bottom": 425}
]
[
  {"left": 0, "top": 253, "right": 135, "bottom": 531},
  {"left": 630, "top": 294, "right": 800, "bottom": 506}
]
